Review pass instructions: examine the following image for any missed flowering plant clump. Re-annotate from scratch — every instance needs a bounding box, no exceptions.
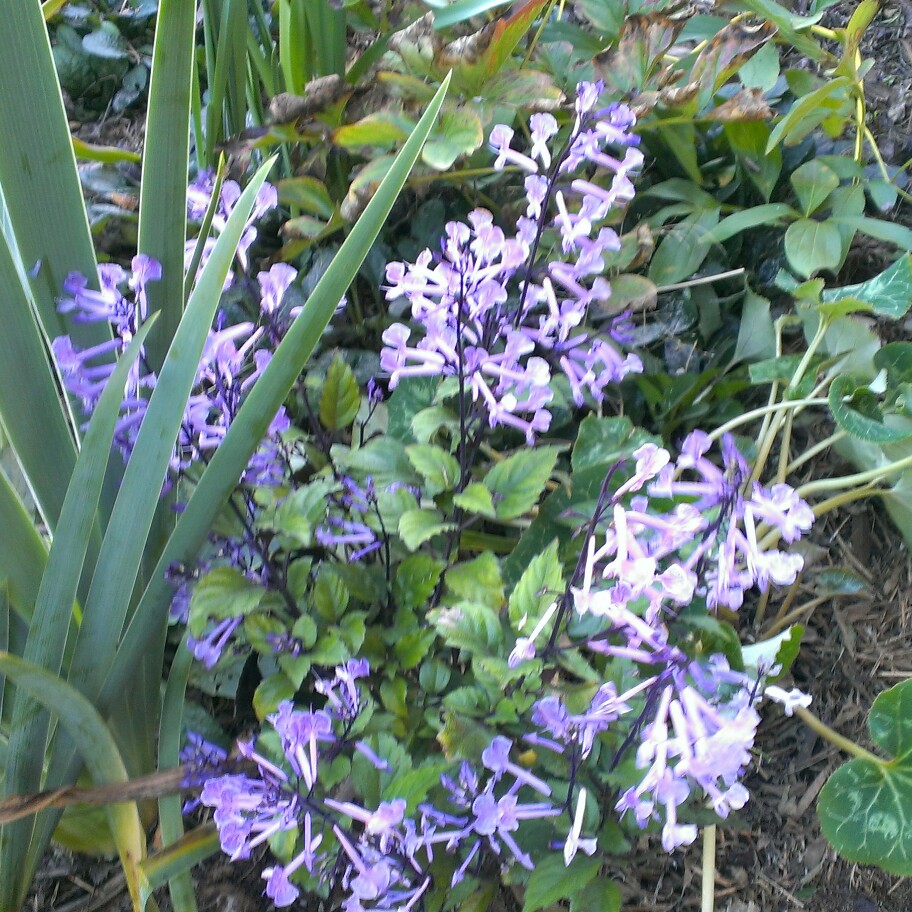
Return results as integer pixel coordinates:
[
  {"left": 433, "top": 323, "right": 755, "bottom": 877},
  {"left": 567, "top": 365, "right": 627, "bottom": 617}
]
[{"left": 48, "top": 80, "right": 826, "bottom": 909}]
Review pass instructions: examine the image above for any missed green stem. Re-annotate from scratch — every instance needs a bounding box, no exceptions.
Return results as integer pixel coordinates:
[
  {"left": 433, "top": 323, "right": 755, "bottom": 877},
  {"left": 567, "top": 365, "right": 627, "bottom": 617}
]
[
  {"left": 796, "top": 450, "right": 912, "bottom": 497},
  {"left": 707, "top": 398, "right": 829, "bottom": 442},
  {"left": 786, "top": 430, "right": 847, "bottom": 475},
  {"left": 794, "top": 706, "right": 881, "bottom": 764}
]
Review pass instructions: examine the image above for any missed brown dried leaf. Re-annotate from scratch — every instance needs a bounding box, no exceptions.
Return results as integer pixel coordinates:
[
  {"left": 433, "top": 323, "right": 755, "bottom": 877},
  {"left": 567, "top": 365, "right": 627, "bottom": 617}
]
[
  {"left": 705, "top": 87, "right": 774, "bottom": 121},
  {"left": 387, "top": 13, "right": 442, "bottom": 59},
  {"left": 690, "top": 19, "right": 777, "bottom": 88},
  {"left": 436, "top": 22, "right": 497, "bottom": 69},
  {"left": 269, "top": 74, "right": 349, "bottom": 124},
  {"left": 594, "top": 14, "right": 688, "bottom": 92}
]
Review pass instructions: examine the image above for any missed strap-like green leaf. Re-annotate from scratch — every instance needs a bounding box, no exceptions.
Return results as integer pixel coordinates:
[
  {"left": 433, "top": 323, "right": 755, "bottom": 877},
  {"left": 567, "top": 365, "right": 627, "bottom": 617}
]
[
  {"left": 0, "top": 652, "right": 147, "bottom": 912},
  {"left": 0, "top": 228, "right": 80, "bottom": 534},
  {"left": 155, "top": 635, "right": 198, "bottom": 912},
  {"left": 0, "top": 0, "right": 103, "bottom": 352},
  {"left": 1, "top": 319, "right": 156, "bottom": 908},
  {"left": 67, "top": 159, "right": 275, "bottom": 704},
  {"left": 0, "top": 468, "right": 47, "bottom": 625},
  {"left": 139, "top": 0, "right": 196, "bottom": 372}
]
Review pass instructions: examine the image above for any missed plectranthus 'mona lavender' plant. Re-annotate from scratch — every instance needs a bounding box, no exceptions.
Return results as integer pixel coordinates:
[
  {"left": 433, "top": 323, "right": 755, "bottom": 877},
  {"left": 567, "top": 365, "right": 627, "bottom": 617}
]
[
  {"left": 381, "top": 81, "right": 643, "bottom": 448},
  {"left": 511, "top": 433, "right": 815, "bottom": 851}
]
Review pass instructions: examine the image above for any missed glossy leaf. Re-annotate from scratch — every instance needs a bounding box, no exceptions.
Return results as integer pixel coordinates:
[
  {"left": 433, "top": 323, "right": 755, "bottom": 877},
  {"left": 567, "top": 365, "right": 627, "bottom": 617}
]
[{"left": 484, "top": 447, "right": 562, "bottom": 520}]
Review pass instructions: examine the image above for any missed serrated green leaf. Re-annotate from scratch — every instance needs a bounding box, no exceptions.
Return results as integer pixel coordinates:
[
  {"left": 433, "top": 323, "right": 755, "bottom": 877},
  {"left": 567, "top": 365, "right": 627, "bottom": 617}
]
[
  {"left": 570, "top": 877, "right": 621, "bottom": 912},
  {"left": 253, "top": 672, "right": 297, "bottom": 719},
  {"left": 522, "top": 852, "right": 602, "bottom": 912},
  {"left": 319, "top": 356, "right": 361, "bottom": 430},
  {"left": 453, "top": 482, "right": 496, "bottom": 518},
  {"left": 188, "top": 567, "right": 267, "bottom": 633},
  {"left": 336, "top": 438, "right": 416, "bottom": 490},
  {"left": 394, "top": 554, "right": 445, "bottom": 610},
  {"left": 422, "top": 106, "right": 483, "bottom": 170},
  {"left": 508, "top": 539, "right": 563, "bottom": 627},
  {"left": 819, "top": 679, "right": 912, "bottom": 874},
  {"left": 484, "top": 447, "right": 562, "bottom": 520},
  {"left": 445, "top": 552, "right": 503, "bottom": 610},
  {"left": 399, "top": 509, "right": 455, "bottom": 550},
  {"left": 406, "top": 444, "right": 460, "bottom": 495},
  {"left": 431, "top": 602, "right": 503, "bottom": 653},
  {"left": 571, "top": 416, "right": 638, "bottom": 473}
]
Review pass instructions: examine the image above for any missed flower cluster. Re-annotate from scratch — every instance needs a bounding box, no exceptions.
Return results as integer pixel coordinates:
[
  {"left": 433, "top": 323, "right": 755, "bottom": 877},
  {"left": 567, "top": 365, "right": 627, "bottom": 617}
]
[
  {"left": 199, "top": 662, "right": 562, "bottom": 909},
  {"left": 51, "top": 184, "right": 297, "bottom": 485},
  {"left": 381, "top": 82, "right": 643, "bottom": 444},
  {"left": 510, "top": 433, "right": 814, "bottom": 851}
]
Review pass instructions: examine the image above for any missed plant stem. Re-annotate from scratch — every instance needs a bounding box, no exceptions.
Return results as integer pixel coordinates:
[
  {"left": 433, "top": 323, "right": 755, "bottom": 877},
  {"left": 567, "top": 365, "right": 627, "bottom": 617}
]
[
  {"left": 701, "top": 824, "right": 716, "bottom": 912},
  {"left": 796, "top": 450, "right": 912, "bottom": 496},
  {"left": 794, "top": 707, "right": 881, "bottom": 764}
]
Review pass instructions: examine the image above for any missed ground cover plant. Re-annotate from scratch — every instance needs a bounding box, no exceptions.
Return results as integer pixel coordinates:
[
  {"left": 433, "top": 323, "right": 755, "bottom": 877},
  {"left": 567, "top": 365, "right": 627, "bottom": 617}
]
[{"left": 5, "top": 1, "right": 912, "bottom": 911}]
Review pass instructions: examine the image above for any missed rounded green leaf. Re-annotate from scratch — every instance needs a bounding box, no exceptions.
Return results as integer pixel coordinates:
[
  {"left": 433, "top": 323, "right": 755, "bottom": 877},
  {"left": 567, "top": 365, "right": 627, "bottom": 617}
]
[
  {"left": 790, "top": 160, "right": 840, "bottom": 216},
  {"left": 819, "top": 680, "right": 912, "bottom": 874},
  {"left": 784, "top": 218, "right": 843, "bottom": 277}
]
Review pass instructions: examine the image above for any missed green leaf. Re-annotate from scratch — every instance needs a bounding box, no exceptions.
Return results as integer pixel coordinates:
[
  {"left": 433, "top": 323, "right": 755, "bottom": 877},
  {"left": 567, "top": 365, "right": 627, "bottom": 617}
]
[
  {"left": 422, "top": 106, "right": 483, "bottom": 170},
  {"left": 445, "top": 552, "right": 504, "bottom": 610},
  {"left": 82, "top": 23, "right": 130, "bottom": 58},
  {"left": 188, "top": 567, "right": 267, "bottom": 632},
  {"left": 319, "top": 356, "right": 362, "bottom": 430},
  {"left": 707, "top": 203, "right": 796, "bottom": 244},
  {"left": 337, "top": 438, "right": 416, "bottom": 489},
  {"left": 394, "top": 554, "right": 446, "bottom": 610},
  {"left": 828, "top": 375, "right": 912, "bottom": 443},
  {"left": 333, "top": 112, "right": 415, "bottom": 150},
  {"left": 2, "top": 322, "right": 155, "bottom": 878},
  {"left": 790, "top": 160, "right": 840, "bottom": 216},
  {"left": 819, "top": 679, "right": 912, "bottom": 874},
  {"left": 570, "top": 876, "right": 621, "bottom": 912},
  {"left": 738, "top": 40, "right": 779, "bottom": 90},
  {"left": 399, "top": 509, "right": 456, "bottom": 550},
  {"left": 452, "top": 482, "right": 496, "bottom": 518},
  {"left": 254, "top": 672, "right": 297, "bottom": 719},
  {"left": 137, "top": 825, "right": 219, "bottom": 912},
  {"left": 724, "top": 121, "right": 781, "bottom": 200},
  {"left": 138, "top": 0, "right": 195, "bottom": 372},
  {"left": 733, "top": 290, "right": 776, "bottom": 364},
  {"left": 508, "top": 539, "right": 563, "bottom": 627},
  {"left": 830, "top": 215, "right": 912, "bottom": 252},
  {"left": 765, "top": 77, "right": 853, "bottom": 152},
  {"left": 431, "top": 602, "right": 503, "bottom": 653},
  {"left": 522, "top": 852, "right": 602, "bottom": 912},
  {"left": 0, "top": 653, "right": 146, "bottom": 910},
  {"left": 571, "top": 416, "right": 637, "bottom": 473},
  {"left": 406, "top": 444, "right": 461, "bottom": 495},
  {"left": 875, "top": 342, "right": 912, "bottom": 387},
  {"left": 648, "top": 208, "right": 721, "bottom": 285},
  {"left": 276, "top": 176, "right": 334, "bottom": 219},
  {"left": 484, "top": 447, "right": 562, "bottom": 520},
  {"left": 784, "top": 218, "right": 843, "bottom": 277},
  {"left": 821, "top": 254, "right": 912, "bottom": 320}
]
